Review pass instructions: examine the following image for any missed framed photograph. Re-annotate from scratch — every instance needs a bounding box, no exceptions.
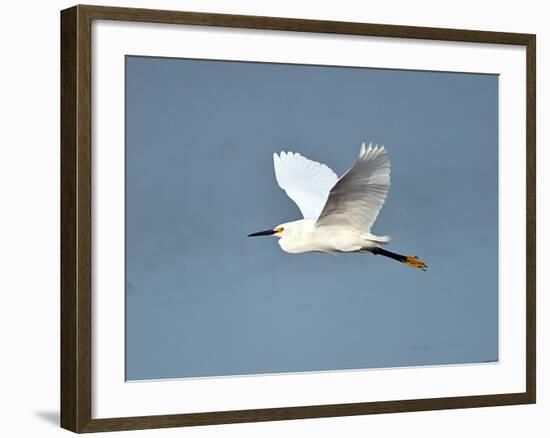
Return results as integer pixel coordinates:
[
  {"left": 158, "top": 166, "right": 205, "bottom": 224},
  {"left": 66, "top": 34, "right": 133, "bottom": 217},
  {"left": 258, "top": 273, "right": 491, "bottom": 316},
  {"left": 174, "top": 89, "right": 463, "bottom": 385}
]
[{"left": 60, "top": 4, "right": 536, "bottom": 433}]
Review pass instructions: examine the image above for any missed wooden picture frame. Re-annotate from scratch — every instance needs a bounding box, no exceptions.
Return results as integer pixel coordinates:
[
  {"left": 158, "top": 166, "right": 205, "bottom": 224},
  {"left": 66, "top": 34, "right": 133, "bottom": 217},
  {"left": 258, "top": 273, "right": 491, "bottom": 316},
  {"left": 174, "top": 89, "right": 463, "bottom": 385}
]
[{"left": 61, "top": 4, "right": 536, "bottom": 433}]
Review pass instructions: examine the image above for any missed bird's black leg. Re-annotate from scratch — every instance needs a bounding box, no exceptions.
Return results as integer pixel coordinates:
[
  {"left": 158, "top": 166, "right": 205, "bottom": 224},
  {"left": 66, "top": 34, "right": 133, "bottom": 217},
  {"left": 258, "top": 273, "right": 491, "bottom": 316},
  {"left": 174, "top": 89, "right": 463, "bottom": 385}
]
[
  {"left": 369, "top": 247, "right": 407, "bottom": 262},
  {"left": 368, "top": 247, "right": 427, "bottom": 271}
]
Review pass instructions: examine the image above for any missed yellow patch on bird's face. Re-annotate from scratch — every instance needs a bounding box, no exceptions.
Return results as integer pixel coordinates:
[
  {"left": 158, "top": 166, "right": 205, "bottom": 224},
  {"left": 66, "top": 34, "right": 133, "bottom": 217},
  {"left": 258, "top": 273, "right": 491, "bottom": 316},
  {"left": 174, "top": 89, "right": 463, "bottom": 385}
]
[{"left": 275, "top": 227, "right": 284, "bottom": 234}]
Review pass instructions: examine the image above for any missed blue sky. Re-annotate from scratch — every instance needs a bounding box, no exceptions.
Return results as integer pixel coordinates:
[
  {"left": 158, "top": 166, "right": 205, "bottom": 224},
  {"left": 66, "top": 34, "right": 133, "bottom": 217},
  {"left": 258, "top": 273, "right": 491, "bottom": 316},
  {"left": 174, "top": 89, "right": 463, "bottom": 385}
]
[{"left": 125, "top": 56, "right": 498, "bottom": 380}]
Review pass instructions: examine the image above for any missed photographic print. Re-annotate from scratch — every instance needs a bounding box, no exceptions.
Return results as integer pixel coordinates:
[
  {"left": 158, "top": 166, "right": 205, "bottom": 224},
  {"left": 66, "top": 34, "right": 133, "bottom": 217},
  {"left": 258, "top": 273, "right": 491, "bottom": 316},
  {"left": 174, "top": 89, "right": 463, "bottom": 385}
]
[
  {"left": 61, "top": 6, "right": 535, "bottom": 431},
  {"left": 125, "top": 56, "right": 498, "bottom": 381}
]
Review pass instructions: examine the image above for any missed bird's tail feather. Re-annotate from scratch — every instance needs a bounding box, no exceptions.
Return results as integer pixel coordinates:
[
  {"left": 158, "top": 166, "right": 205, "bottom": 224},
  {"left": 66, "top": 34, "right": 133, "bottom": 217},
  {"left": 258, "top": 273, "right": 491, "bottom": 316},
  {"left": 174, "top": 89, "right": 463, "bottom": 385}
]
[{"left": 362, "top": 233, "right": 391, "bottom": 244}]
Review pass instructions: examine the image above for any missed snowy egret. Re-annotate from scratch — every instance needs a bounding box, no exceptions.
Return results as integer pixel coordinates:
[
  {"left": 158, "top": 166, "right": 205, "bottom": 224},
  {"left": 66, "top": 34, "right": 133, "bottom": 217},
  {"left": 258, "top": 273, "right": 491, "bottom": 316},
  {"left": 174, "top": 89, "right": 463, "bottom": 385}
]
[{"left": 248, "top": 143, "right": 427, "bottom": 271}]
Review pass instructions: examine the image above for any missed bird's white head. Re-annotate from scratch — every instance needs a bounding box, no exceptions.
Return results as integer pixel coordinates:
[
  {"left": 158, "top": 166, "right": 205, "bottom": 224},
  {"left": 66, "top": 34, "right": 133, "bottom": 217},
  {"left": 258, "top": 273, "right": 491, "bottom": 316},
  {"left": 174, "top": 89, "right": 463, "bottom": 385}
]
[{"left": 248, "top": 220, "right": 315, "bottom": 254}]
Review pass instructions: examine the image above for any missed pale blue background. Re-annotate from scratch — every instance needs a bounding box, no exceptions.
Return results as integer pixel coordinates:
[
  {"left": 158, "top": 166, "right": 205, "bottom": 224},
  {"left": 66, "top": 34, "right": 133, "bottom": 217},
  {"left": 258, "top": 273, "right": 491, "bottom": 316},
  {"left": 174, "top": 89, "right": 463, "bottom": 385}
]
[{"left": 125, "top": 56, "right": 498, "bottom": 380}]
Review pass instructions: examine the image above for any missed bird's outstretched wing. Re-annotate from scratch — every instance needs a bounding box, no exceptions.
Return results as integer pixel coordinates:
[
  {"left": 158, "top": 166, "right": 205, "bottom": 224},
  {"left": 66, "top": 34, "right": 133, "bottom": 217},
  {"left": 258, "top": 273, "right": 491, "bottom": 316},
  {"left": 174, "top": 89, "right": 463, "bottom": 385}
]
[
  {"left": 316, "top": 143, "right": 390, "bottom": 232},
  {"left": 273, "top": 151, "right": 338, "bottom": 219}
]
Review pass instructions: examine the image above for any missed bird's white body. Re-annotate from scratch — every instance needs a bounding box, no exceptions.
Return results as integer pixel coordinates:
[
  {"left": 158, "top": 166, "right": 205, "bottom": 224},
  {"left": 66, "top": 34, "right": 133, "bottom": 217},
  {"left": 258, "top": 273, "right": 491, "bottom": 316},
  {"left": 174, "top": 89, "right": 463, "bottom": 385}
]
[
  {"left": 248, "top": 142, "right": 427, "bottom": 270},
  {"left": 276, "top": 219, "right": 390, "bottom": 254}
]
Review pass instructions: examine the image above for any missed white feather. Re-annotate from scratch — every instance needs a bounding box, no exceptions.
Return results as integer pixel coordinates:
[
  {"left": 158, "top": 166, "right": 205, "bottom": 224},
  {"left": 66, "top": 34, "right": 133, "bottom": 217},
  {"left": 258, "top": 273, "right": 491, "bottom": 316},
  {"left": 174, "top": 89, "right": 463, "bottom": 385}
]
[
  {"left": 316, "top": 142, "right": 391, "bottom": 233},
  {"left": 273, "top": 151, "right": 338, "bottom": 219}
]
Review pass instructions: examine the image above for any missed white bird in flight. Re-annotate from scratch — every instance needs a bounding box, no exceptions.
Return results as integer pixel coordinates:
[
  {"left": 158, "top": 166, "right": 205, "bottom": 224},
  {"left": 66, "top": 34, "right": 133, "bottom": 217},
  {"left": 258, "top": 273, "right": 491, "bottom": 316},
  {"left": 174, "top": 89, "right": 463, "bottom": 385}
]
[{"left": 248, "top": 142, "right": 427, "bottom": 271}]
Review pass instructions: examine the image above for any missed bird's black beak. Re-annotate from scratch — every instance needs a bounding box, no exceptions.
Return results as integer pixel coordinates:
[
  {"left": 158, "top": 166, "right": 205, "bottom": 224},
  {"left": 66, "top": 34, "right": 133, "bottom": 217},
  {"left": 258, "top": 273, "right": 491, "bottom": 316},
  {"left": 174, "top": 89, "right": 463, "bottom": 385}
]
[{"left": 248, "top": 229, "right": 276, "bottom": 237}]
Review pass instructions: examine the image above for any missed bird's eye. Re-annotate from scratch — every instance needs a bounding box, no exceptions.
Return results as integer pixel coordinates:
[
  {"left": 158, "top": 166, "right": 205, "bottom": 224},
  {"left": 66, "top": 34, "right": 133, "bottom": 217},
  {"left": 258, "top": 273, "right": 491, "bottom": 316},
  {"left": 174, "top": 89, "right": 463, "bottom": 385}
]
[{"left": 275, "top": 227, "right": 284, "bottom": 233}]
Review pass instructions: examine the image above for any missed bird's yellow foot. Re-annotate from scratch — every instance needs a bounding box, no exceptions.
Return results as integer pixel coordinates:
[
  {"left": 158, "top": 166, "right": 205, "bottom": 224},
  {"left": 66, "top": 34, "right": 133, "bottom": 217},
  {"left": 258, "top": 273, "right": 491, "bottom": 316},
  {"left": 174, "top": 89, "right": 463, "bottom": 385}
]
[{"left": 404, "top": 256, "right": 428, "bottom": 271}]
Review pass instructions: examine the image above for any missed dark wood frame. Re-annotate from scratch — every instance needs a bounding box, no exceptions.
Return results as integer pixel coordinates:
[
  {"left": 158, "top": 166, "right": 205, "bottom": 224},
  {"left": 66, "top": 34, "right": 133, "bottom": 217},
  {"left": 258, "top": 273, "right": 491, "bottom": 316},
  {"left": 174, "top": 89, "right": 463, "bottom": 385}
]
[{"left": 61, "top": 4, "right": 536, "bottom": 433}]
